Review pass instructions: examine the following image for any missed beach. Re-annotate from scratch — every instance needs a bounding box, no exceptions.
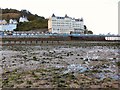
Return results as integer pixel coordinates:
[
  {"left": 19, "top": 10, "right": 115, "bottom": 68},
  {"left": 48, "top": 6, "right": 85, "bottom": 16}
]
[{"left": 0, "top": 43, "right": 120, "bottom": 88}]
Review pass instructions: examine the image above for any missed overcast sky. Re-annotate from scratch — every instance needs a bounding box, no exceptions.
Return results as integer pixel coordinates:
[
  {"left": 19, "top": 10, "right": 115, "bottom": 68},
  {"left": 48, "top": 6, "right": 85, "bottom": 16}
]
[{"left": 0, "top": 0, "right": 119, "bottom": 34}]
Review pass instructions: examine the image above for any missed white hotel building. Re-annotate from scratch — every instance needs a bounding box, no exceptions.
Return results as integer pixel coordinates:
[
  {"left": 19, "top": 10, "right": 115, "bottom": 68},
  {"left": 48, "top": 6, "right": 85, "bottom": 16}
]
[{"left": 48, "top": 14, "right": 84, "bottom": 34}]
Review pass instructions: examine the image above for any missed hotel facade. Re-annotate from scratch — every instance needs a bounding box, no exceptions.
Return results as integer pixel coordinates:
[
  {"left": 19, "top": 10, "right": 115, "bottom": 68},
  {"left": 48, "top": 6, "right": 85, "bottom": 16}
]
[{"left": 48, "top": 14, "right": 84, "bottom": 34}]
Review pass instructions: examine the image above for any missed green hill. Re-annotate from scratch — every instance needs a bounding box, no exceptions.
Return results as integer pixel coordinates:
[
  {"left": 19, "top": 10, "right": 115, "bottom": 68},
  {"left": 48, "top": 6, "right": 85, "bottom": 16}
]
[{"left": 2, "top": 8, "right": 48, "bottom": 31}]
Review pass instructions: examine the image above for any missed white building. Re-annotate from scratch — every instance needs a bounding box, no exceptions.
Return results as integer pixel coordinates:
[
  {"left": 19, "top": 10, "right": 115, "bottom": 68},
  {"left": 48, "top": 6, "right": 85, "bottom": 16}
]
[
  {"left": 48, "top": 14, "right": 84, "bottom": 34},
  {"left": 19, "top": 16, "right": 29, "bottom": 22},
  {"left": 9, "top": 19, "right": 18, "bottom": 24},
  {"left": 0, "top": 19, "right": 17, "bottom": 31},
  {"left": 0, "top": 16, "right": 29, "bottom": 31}
]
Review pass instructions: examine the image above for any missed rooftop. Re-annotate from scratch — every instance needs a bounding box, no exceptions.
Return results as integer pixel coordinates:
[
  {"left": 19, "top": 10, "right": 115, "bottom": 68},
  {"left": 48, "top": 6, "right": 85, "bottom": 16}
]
[{"left": 51, "top": 14, "right": 83, "bottom": 21}]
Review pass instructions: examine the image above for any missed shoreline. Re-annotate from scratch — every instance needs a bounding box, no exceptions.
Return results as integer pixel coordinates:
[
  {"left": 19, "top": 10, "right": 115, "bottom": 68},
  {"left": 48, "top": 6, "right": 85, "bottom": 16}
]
[{"left": 1, "top": 43, "right": 119, "bottom": 88}]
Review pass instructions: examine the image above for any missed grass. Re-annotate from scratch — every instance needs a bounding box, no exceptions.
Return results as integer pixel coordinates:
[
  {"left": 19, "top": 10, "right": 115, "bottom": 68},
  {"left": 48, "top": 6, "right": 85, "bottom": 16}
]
[{"left": 2, "top": 13, "right": 20, "bottom": 19}]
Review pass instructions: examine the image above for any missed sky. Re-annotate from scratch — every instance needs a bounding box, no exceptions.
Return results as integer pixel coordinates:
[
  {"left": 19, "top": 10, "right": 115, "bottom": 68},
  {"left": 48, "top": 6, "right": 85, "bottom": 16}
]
[{"left": 0, "top": 0, "right": 119, "bottom": 34}]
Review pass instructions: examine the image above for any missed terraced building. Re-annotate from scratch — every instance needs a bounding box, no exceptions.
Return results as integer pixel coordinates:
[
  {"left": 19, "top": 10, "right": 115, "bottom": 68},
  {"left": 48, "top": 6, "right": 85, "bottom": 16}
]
[{"left": 48, "top": 14, "right": 84, "bottom": 34}]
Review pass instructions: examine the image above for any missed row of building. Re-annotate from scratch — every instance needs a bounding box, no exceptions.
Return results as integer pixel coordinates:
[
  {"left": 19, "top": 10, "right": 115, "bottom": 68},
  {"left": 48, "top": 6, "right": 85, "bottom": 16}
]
[
  {"left": 0, "top": 14, "right": 85, "bottom": 34},
  {"left": 0, "top": 16, "right": 29, "bottom": 31}
]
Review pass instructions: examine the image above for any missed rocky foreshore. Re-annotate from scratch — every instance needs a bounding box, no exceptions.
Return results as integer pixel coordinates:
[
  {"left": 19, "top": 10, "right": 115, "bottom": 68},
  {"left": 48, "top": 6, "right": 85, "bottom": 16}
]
[{"left": 0, "top": 44, "right": 120, "bottom": 88}]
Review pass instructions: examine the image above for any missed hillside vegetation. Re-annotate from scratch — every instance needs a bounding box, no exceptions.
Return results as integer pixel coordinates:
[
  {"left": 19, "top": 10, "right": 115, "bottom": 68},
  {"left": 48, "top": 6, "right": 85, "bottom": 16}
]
[{"left": 2, "top": 8, "right": 48, "bottom": 31}]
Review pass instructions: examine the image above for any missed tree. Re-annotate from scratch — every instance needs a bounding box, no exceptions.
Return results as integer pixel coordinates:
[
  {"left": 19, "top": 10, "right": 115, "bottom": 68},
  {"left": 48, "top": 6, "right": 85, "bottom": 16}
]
[
  {"left": 87, "top": 30, "right": 93, "bottom": 34},
  {"left": 84, "top": 25, "right": 87, "bottom": 30}
]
